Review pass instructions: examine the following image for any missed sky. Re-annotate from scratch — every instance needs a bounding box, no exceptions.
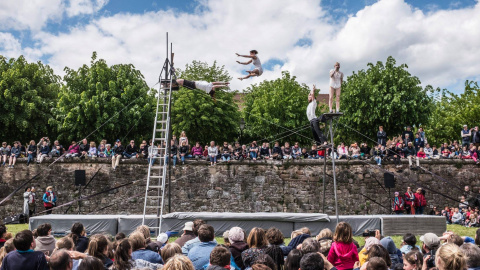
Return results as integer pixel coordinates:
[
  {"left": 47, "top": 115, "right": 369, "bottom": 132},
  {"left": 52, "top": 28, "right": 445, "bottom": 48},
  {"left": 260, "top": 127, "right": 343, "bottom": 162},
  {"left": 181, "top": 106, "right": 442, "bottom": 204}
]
[{"left": 1, "top": 0, "right": 479, "bottom": 94}]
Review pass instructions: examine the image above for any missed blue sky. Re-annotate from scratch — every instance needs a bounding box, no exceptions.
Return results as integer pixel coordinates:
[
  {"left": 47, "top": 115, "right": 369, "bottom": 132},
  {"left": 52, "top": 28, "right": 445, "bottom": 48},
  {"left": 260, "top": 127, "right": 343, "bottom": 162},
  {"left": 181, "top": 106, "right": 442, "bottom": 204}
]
[{"left": 1, "top": 0, "right": 479, "bottom": 93}]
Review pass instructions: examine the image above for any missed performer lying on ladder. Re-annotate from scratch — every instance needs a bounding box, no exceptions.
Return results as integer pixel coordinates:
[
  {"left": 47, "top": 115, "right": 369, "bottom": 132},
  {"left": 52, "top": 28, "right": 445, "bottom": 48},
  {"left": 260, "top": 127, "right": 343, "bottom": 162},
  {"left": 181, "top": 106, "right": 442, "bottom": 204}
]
[
  {"left": 175, "top": 79, "right": 229, "bottom": 100},
  {"left": 236, "top": 50, "right": 263, "bottom": 80},
  {"left": 307, "top": 85, "right": 328, "bottom": 147}
]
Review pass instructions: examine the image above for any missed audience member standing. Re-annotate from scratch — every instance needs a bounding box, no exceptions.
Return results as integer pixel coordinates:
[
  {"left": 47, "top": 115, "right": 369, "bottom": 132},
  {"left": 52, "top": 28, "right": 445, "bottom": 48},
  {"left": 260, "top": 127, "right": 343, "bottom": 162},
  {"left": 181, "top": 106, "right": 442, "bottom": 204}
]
[
  {"left": 23, "top": 187, "right": 32, "bottom": 216},
  {"left": 462, "top": 125, "right": 472, "bottom": 147},
  {"left": 42, "top": 186, "right": 57, "bottom": 214},
  {"left": 414, "top": 188, "right": 426, "bottom": 215},
  {"left": 377, "top": 126, "right": 387, "bottom": 147},
  {"left": 404, "top": 187, "right": 416, "bottom": 215}
]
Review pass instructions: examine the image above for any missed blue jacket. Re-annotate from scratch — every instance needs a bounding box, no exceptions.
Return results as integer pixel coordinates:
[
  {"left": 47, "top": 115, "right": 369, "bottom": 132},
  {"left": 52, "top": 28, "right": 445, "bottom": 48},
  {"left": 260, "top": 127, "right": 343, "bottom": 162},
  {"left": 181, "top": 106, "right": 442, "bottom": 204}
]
[
  {"left": 40, "top": 146, "right": 50, "bottom": 155},
  {"left": 0, "top": 250, "right": 48, "bottom": 270},
  {"left": 132, "top": 249, "right": 163, "bottom": 264},
  {"left": 188, "top": 241, "right": 217, "bottom": 270}
]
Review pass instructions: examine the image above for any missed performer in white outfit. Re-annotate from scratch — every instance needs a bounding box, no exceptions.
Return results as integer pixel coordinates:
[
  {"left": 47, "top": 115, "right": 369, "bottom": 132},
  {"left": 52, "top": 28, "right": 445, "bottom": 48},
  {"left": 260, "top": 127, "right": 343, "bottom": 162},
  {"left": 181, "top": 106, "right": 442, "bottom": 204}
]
[
  {"left": 329, "top": 62, "right": 344, "bottom": 113},
  {"left": 174, "top": 79, "right": 229, "bottom": 100},
  {"left": 307, "top": 85, "right": 327, "bottom": 145},
  {"left": 236, "top": 50, "right": 263, "bottom": 80}
]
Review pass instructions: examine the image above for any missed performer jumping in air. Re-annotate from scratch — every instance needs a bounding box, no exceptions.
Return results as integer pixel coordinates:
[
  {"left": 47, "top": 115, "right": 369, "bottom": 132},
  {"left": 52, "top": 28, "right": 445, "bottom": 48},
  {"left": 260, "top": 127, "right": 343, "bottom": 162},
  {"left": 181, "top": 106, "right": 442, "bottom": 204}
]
[
  {"left": 307, "top": 84, "right": 327, "bottom": 145},
  {"left": 236, "top": 50, "right": 263, "bottom": 80},
  {"left": 175, "top": 79, "right": 229, "bottom": 100},
  {"left": 329, "top": 62, "right": 344, "bottom": 113}
]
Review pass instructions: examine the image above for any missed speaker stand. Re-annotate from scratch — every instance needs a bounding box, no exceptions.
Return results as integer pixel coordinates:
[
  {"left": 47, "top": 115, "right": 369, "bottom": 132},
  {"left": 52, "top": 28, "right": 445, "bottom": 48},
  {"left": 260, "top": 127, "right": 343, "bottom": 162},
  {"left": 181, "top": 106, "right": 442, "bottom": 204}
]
[{"left": 77, "top": 185, "right": 82, "bottom": 215}]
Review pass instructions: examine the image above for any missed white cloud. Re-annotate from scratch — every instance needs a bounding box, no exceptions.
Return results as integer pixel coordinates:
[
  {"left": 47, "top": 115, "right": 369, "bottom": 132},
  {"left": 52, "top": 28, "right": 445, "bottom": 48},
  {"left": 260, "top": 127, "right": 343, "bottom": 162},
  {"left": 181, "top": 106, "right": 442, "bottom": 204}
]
[
  {"left": 0, "top": 33, "right": 23, "bottom": 58},
  {"left": 0, "top": 0, "right": 108, "bottom": 31},
  {"left": 8, "top": 0, "right": 480, "bottom": 93},
  {"left": 66, "top": 0, "right": 109, "bottom": 17},
  {"left": 0, "top": 0, "right": 64, "bottom": 31}
]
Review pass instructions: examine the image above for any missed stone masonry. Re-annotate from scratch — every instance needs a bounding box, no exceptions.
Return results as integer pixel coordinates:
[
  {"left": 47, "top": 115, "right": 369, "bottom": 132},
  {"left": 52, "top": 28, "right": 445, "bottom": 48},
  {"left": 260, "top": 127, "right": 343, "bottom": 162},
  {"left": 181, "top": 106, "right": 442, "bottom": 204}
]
[{"left": 0, "top": 158, "right": 479, "bottom": 219}]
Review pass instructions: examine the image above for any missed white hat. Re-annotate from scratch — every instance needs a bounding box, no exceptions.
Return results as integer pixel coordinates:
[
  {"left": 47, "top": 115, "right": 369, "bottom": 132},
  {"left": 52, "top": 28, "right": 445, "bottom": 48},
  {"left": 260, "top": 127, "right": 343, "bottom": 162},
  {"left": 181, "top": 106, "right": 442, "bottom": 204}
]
[
  {"left": 182, "top": 221, "right": 194, "bottom": 231},
  {"left": 157, "top": 233, "right": 168, "bottom": 244}
]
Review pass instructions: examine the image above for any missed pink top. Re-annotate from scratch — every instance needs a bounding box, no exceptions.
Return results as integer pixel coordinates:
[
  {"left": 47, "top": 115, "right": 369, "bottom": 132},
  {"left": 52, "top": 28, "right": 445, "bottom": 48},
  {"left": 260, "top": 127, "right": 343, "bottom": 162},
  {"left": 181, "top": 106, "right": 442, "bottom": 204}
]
[
  {"left": 327, "top": 241, "right": 359, "bottom": 270},
  {"left": 417, "top": 151, "right": 426, "bottom": 158}
]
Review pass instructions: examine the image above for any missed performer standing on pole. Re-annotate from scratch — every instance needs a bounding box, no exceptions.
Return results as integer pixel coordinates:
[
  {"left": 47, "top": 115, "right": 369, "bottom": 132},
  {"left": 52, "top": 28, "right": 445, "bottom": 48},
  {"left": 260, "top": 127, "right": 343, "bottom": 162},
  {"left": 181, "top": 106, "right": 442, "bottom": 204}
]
[
  {"left": 329, "top": 62, "right": 344, "bottom": 113},
  {"left": 307, "top": 85, "right": 327, "bottom": 145}
]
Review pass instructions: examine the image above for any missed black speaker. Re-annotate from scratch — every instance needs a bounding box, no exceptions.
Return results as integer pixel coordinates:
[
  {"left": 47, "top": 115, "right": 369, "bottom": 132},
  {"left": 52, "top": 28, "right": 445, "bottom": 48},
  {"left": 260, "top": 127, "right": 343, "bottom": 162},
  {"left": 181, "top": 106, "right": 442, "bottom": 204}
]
[
  {"left": 75, "top": 170, "right": 86, "bottom": 186},
  {"left": 384, "top": 172, "right": 395, "bottom": 188}
]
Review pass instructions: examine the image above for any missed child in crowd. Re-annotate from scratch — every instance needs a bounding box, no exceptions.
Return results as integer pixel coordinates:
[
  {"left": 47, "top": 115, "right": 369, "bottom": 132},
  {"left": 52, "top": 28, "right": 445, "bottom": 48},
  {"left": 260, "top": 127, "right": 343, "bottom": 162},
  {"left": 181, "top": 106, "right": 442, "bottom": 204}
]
[
  {"left": 327, "top": 222, "right": 359, "bottom": 270},
  {"left": 88, "top": 142, "right": 97, "bottom": 157}
]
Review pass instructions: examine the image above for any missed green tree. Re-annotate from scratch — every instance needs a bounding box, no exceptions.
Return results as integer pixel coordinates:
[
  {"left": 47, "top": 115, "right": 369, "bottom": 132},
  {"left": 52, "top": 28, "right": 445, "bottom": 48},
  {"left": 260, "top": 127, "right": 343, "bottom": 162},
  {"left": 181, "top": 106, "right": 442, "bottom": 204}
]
[
  {"left": 0, "top": 55, "right": 60, "bottom": 143},
  {"left": 172, "top": 60, "right": 240, "bottom": 144},
  {"left": 339, "top": 56, "right": 434, "bottom": 144},
  {"left": 426, "top": 80, "right": 480, "bottom": 146},
  {"left": 242, "top": 71, "right": 317, "bottom": 145},
  {"left": 52, "top": 52, "right": 156, "bottom": 143}
]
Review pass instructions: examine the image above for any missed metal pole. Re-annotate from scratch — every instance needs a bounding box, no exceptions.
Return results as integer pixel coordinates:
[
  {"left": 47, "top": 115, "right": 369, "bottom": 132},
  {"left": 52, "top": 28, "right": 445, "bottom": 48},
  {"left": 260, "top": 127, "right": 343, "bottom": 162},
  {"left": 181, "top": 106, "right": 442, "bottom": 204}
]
[
  {"left": 168, "top": 41, "right": 173, "bottom": 214},
  {"left": 329, "top": 118, "right": 339, "bottom": 224},
  {"left": 77, "top": 185, "right": 81, "bottom": 214},
  {"left": 322, "top": 154, "right": 326, "bottom": 213}
]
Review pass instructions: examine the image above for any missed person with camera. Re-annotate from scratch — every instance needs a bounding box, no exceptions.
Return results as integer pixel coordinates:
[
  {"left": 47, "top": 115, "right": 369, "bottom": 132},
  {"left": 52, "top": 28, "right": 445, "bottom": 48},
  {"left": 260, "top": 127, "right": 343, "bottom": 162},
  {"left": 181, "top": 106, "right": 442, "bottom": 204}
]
[{"left": 420, "top": 233, "right": 440, "bottom": 269}]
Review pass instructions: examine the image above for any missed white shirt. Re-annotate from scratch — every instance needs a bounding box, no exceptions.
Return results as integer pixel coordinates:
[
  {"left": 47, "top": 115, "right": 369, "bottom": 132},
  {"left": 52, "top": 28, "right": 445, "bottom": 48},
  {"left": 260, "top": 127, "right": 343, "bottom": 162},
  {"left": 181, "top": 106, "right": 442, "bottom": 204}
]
[
  {"left": 329, "top": 70, "right": 343, "bottom": 88},
  {"left": 194, "top": 81, "right": 213, "bottom": 93},
  {"left": 252, "top": 56, "right": 263, "bottom": 75},
  {"left": 306, "top": 100, "right": 317, "bottom": 121}
]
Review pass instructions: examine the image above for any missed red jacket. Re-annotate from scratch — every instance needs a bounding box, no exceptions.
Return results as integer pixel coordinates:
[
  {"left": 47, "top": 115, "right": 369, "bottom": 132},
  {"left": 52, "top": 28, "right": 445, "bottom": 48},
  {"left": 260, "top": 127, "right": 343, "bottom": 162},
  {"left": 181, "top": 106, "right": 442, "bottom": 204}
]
[
  {"left": 392, "top": 196, "right": 404, "bottom": 211},
  {"left": 414, "top": 192, "right": 427, "bottom": 207},
  {"left": 404, "top": 191, "right": 415, "bottom": 206}
]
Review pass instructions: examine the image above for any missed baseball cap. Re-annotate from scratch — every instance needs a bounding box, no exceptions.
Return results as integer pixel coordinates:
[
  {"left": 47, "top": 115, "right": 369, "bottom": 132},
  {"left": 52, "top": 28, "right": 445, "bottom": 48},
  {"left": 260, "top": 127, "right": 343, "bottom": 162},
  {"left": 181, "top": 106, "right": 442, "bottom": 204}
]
[
  {"left": 182, "top": 221, "right": 194, "bottom": 231},
  {"left": 420, "top": 233, "right": 440, "bottom": 249},
  {"left": 116, "top": 139, "right": 121, "bottom": 142}
]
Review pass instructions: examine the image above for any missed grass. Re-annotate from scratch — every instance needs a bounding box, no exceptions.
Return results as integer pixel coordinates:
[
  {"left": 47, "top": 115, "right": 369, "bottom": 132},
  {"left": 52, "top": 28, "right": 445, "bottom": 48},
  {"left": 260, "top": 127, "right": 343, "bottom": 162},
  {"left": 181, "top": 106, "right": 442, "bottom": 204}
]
[{"left": 6, "top": 224, "right": 478, "bottom": 248}]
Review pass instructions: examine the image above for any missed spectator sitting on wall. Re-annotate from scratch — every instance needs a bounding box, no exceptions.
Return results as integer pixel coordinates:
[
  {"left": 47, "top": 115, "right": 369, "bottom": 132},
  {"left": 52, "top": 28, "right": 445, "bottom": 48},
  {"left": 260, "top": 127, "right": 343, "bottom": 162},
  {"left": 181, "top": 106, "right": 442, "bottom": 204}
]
[
  {"left": 179, "top": 141, "right": 191, "bottom": 165},
  {"left": 37, "top": 140, "right": 50, "bottom": 164},
  {"left": 292, "top": 142, "right": 301, "bottom": 159},
  {"left": 0, "top": 230, "right": 47, "bottom": 270},
  {"left": 7, "top": 141, "right": 20, "bottom": 168},
  {"left": 112, "top": 139, "right": 124, "bottom": 170},
  {"left": 26, "top": 140, "right": 37, "bottom": 166},
  {"left": 349, "top": 143, "right": 360, "bottom": 159},
  {"left": 192, "top": 142, "right": 204, "bottom": 160},
  {"left": 283, "top": 142, "right": 292, "bottom": 160},
  {"left": 0, "top": 142, "right": 10, "bottom": 167},
  {"left": 124, "top": 140, "right": 138, "bottom": 159},
  {"left": 404, "top": 142, "right": 419, "bottom": 169},
  {"left": 272, "top": 142, "right": 282, "bottom": 160},
  {"left": 208, "top": 141, "right": 218, "bottom": 166},
  {"left": 188, "top": 224, "right": 217, "bottom": 270},
  {"left": 308, "top": 145, "right": 318, "bottom": 159},
  {"left": 78, "top": 138, "right": 89, "bottom": 160},
  {"left": 233, "top": 142, "right": 244, "bottom": 161},
  {"left": 373, "top": 144, "right": 384, "bottom": 166},
  {"left": 424, "top": 144, "right": 433, "bottom": 159},
  {"left": 34, "top": 223, "right": 56, "bottom": 256},
  {"left": 337, "top": 143, "right": 348, "bottom": 159},
  {"left": 249, "top": 142, "right": 259, "bottom": 161},
  {"left": 259, "top": 142, "right": 271, "bottom": 160},
  {"left": 360, "top": 143, "right": 371, "bottom": 160},
  {"left": 65, "top": 141, "right": 79, "bottom": 159}
]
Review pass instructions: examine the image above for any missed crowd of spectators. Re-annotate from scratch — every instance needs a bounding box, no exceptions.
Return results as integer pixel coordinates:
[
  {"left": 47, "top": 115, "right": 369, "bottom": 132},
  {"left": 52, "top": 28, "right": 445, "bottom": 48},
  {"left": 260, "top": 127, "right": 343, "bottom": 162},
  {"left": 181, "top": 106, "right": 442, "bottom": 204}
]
[
  {"left": 1, "top": 219, "right": 480, "bottom": 270},
  {"left": 1, "top": 125, "right": 479, "bottom": 170}
]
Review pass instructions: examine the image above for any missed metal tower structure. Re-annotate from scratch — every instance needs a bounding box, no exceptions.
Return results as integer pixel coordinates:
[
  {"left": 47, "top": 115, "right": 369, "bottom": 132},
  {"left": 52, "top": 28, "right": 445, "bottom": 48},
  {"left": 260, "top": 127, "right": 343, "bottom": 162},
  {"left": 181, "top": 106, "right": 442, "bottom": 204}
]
[{"left": 142, "top": 33, "right": 176, "bottom": 233}]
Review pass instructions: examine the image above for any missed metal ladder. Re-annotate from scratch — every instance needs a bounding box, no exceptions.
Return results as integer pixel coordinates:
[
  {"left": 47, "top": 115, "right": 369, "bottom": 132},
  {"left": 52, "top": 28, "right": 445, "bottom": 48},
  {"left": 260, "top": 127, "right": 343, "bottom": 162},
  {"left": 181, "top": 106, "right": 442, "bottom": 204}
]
[{"left": 141, "top": 50, "right": 176, "bottom": 232}]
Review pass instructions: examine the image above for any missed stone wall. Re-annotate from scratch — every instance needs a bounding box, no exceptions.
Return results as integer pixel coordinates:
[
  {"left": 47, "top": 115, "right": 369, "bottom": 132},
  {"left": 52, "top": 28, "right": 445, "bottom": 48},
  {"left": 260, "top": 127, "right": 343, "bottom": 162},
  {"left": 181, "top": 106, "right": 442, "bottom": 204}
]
[{"left": 0, "top": 158, "right": 479, "bottom": 219}]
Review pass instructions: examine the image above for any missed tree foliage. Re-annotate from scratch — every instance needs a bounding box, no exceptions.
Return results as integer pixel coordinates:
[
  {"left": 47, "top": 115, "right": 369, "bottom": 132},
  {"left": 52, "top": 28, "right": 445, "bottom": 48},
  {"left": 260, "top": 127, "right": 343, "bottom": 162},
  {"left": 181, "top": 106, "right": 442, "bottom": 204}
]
[
  {"left": 426, "top": 80, "right": 480, "bottom": 146},
  {"left": 339, "top": 56, "right": 434, "bottom": 144},
  {"left": 52, "top": 52, "right": 156, "bottom": 143},
  {"left": 242, "top": 71, "right": 317, "bottom": 145},
  {"left": 0, "top": 55, "right": 61, "bottom": 143},
  {"left": 172, "top": 60, "right": 240, "bottom": 144}
]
